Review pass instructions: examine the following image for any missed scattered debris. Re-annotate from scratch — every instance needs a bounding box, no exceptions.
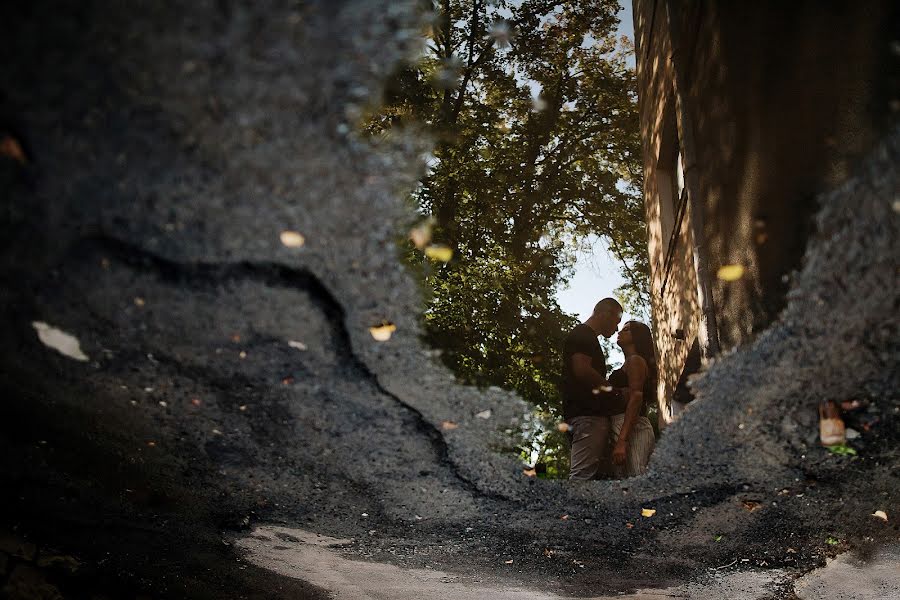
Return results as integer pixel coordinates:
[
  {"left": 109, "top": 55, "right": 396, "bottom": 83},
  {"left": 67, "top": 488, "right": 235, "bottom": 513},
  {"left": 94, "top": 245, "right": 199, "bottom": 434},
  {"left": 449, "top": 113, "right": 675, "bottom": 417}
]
[
  {"left": 409, "top": 221, "right": 433, "bottom": 249},
  {"left": 741, "top": 501, "right": 761, "bottom": 512},
  {"left": 191, "top": 398, "right": 202, "bottom": 406},
  {"left": 212, "top": 429, "right": 223, "bottom": 435},
  {"left": 133, "top": 297, "right": 146, "bottom": 307},
  {"left": 369, "top": 321, "right": 397, "bottom": 341},
  {"left": 475, "top": 409, "right": 491, "bottom": 419},
  {"left": 504, "top": 559, "right": 513, "bottom": 564},
  {"left": 556, "top": 422, "right": 570, "bottom": 433},
  {"left": 424, "top": 244, "right": 453, "bottom": 262},
  {"left": 31, "top": 321, "right": 90, "bottom": 362},
  {"left": 239, "top": 351, "right": 247, "bottom": 359},
  {"left": 819, "top": 400, "right": 846, "bottom": 446},
  {"left": 560, "top": 515, "right": 569, "bottom": 521},
  {"left": 844, "top": 427, "right": 860, "bottom": 440},
  {"left": 288, "top": 340, "right": 308, "bottom": 351},
  {"left": 872, "top": 510, "right": 888, "bottom": 522},
  {"left": 825, "top": 536, "right": 840, "bottom": 546},
  {"left": 0, "top": 134, "right": 28, "bottom": 164},
  {"left": 279, "top": 230, "right": 306, "bottom": 248},
  {"left": 717, "top": 264, "right": 745, "bottom": 281},
  {"left": 440, "top": 420, "right": 458, "bottom": 430},
  {"left": 522, "top": 468, "right": 536, "bottom": 477}
]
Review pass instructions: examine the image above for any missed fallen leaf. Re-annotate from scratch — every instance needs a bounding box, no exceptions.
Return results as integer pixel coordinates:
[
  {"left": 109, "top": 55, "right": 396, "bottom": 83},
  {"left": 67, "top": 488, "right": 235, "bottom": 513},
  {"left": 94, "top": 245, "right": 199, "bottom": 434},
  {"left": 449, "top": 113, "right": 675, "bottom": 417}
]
[
  {"left": 32, "top": 321, "right": 90, "bottom": 362},
  {"left": 556, "top": 422, "right": 570, "bottom": 433},
  {"left": 641, "top": 508, "right": 656, "bottom": 518},
  {"left": 369, "top": 322, "right": 397, "bottom": 341},
  {"left": 475, "top": 409, "right": 492, "bottom": 419},
  {"left": 741, "top": 500, "right": 761, "bottom": 512},
  {"left": 872, "top": 510, "right": 888, "bottom": 522},
  {"left": 625, "top": 522, "right": 634, "bottom": 529},
  {"left": 288, "top": 340, "right": 308, "bottom": 351},
  {"left": 424, "top": 244, "right": 453, "bottom": 262},
  {"left": 0, "top": 135, "right": 27, "bottom": 164},
  {"left": 440, "top": 420, "right": 458, "bottom": 430},
  {"left": 280, "top": 230, "right": 306, "bottom": 248},
  {"left": 825, "top": 536, "right": 840, "bottom": 546},
  {"left": 523, "top": 468, "right": 536, "bottom": 477},
  {"left": 409, "top": 221, "right": 433, "bottom": 249},
  {"left": 717, "top": 264, "right": 745, "bottom": 281},
  {"left": 560, "top": 515, "right": 569, "bottom": 520}
]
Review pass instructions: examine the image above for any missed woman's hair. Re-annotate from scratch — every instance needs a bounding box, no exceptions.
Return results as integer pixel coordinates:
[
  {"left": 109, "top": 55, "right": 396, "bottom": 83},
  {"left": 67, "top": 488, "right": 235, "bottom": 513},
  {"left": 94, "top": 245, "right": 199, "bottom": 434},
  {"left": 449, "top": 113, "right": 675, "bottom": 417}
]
[{"left": 626, "top": 320, "right": 657, "bottom": 382}]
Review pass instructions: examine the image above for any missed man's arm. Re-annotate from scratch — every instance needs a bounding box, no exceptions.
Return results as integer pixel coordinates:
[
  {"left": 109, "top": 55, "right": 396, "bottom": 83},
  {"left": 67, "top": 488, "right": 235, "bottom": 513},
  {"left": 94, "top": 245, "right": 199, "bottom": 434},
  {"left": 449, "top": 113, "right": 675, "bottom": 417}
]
[
  {"left": 571, "top": 354, "right": 628, "bottom": 408},
  {"left": 570, "top": 353, "right": 610, "bottom": 391}
]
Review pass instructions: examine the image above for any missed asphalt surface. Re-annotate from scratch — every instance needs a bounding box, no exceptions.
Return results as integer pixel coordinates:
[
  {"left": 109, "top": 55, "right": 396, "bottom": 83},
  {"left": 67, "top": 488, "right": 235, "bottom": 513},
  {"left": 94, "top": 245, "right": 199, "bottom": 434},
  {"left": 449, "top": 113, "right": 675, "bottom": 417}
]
[{"left": 1, "top": 1, "right": 898, "bottom": 598}]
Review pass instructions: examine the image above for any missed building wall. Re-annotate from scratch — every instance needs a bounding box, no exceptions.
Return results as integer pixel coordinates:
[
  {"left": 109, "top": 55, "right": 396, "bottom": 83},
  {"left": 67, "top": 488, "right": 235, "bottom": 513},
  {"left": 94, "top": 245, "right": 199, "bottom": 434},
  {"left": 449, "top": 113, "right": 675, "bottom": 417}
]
[{"left": 633, "top": 0, "right": 897, "bottom": 421}]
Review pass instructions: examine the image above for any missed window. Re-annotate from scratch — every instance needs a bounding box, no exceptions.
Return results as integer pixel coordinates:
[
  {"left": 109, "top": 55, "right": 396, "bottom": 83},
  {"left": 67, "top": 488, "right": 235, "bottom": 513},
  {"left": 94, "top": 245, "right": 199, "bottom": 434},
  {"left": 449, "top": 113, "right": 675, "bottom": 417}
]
[{"left": 656, "top": 96, "right": 685, "bottom": 266}]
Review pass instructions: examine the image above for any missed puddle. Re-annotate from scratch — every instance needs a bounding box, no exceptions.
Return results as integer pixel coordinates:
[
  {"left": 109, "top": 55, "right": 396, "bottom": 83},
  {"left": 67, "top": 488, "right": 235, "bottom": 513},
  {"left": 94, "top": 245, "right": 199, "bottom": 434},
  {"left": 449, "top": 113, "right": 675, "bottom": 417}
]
[{"left": 234, "top": 526, "right": 785, "bottom": 600}]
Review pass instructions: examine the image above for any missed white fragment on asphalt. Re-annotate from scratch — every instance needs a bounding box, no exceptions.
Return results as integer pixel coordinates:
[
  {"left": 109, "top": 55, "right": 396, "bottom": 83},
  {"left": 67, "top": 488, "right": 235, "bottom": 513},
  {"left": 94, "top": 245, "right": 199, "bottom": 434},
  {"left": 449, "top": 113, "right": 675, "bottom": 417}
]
[
  {"left": 288, "top": 340, "right": 308, "bottom": 351},
  {"left": 844, "top": 427, "right": 860, "bottom": 440},
  {"left": 872, "top": 510, "right": 888, "bottom": 521},
  {"left": 32, "top": 321, "right": 89, "bottom": 362},
  {"left": 475, "top": 410, "right": 492, "bottom": 419},
  {"left": 212, "top": 428, "right": 222, "bottom": 435}
]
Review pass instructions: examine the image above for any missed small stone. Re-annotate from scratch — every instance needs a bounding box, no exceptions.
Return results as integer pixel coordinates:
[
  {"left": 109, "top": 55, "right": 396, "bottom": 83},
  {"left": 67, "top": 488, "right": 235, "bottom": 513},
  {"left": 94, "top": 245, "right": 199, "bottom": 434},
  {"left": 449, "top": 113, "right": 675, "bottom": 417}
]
[{"left": 36, "top": 553, "right": 80, "bottom": 573}]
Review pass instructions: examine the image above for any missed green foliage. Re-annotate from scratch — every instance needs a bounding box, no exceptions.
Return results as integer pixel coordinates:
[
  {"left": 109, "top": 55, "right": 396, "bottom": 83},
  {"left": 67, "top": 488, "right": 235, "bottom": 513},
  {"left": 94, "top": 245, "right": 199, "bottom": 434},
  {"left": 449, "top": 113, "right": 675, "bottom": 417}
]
[
  {"left": 369, "top": 0, "right": 649, "bottom": 474},
  {"left": 826, "top": 444, "right": 857, "bottom": 456}
]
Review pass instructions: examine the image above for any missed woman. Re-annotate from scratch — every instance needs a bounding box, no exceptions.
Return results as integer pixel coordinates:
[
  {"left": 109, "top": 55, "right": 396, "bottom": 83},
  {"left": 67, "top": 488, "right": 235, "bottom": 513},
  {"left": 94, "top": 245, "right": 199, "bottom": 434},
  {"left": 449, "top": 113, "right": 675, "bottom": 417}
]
[{"left": 608, "top": 321, "right": 657, "bottom": 477}]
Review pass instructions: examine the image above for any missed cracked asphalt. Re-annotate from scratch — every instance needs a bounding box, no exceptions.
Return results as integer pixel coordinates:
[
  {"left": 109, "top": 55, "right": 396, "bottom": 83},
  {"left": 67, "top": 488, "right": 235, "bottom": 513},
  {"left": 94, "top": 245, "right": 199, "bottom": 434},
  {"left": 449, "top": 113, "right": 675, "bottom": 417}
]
[{"left": 1, "top": 1, "right": 898, "bottom": 598}]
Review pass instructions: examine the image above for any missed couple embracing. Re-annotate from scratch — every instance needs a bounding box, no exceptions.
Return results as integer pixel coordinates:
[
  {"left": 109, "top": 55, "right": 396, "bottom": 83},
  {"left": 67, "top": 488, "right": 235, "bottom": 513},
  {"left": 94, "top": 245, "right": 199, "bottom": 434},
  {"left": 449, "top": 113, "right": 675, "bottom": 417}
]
[{"left": 562, "top": 298, "right": 657, "bottom": 480}]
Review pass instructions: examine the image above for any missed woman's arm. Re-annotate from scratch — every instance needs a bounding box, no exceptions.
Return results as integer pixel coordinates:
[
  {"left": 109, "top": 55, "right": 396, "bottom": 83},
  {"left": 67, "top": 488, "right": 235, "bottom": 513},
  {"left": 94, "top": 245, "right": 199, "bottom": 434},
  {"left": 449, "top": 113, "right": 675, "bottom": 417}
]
[{"left": 612, "top": 356, "right": 648, "bottom": 466}]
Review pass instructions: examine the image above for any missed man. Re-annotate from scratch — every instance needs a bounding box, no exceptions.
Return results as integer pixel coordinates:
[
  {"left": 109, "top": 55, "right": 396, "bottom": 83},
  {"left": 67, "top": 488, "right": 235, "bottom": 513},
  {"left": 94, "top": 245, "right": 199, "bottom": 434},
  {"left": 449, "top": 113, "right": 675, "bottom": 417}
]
[{"left": 562, "top": 297, "right": 628, "bottom": 480}]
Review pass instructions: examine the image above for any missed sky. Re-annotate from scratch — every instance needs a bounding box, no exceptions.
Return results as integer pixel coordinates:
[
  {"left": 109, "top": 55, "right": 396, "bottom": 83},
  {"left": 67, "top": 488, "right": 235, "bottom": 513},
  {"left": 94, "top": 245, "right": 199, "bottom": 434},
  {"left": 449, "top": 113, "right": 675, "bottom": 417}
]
[{"left": 552, "top": 3, "right": 637, "bottom": 365}]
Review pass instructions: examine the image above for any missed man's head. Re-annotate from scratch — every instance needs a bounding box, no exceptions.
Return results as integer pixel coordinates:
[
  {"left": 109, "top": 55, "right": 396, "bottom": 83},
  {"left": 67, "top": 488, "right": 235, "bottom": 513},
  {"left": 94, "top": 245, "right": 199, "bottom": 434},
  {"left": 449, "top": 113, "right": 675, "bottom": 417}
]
[{"left": 587, "top": 297, "right": 623, "bottom": 338}]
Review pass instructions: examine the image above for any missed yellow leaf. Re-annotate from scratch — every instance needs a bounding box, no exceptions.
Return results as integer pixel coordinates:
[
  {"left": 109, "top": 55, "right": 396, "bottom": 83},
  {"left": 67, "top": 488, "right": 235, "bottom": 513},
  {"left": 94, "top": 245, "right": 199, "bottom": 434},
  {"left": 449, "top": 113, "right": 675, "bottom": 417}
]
[
  {"left": 717, "top": 264, "right": 745, "bottom": 281},
  {"left": 424, "top": 244, "right": 453, "bottom": 262},
  {"left": 369, "top": 322, "right": 397, "bottom": 341},
  {"left": 641, "top": 508, "right": 656, "bottom": 518},
  {"left": 280, "top": 230, "right": 306, "bottom": 248}
]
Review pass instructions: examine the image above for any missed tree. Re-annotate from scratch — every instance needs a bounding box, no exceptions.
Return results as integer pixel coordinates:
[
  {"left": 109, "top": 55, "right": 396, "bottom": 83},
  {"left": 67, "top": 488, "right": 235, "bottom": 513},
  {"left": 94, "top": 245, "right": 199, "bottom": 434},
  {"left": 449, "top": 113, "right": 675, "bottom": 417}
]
[{"left": 366, "top": 0, "right": 648, "bottom": 474}]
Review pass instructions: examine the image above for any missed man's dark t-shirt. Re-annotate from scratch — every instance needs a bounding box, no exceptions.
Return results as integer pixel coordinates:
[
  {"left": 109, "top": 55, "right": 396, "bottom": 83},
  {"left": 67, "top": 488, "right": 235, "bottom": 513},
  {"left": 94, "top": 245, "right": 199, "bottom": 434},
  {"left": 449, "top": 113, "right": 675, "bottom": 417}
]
[{"left": 561, "top": 324, "right": 626, "bottom": 420}]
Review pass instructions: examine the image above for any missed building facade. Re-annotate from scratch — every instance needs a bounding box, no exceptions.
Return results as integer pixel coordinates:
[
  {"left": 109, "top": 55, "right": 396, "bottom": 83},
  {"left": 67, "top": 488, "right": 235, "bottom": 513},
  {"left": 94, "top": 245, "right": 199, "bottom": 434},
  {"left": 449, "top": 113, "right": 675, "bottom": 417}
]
[{"left": 633, "top": 0, "right": 898, "bottom": 423}]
